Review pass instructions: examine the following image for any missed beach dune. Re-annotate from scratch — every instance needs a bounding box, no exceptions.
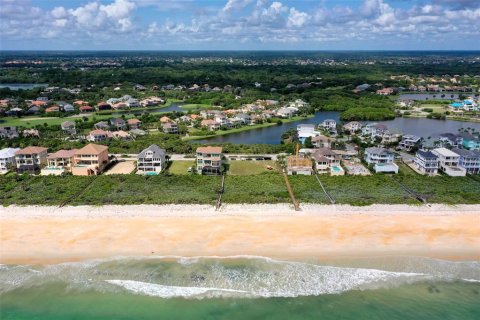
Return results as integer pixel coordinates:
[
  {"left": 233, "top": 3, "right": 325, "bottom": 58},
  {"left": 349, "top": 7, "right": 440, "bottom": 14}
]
[{"left": 1, "top": 204, "right": 479, "bottom": 264}]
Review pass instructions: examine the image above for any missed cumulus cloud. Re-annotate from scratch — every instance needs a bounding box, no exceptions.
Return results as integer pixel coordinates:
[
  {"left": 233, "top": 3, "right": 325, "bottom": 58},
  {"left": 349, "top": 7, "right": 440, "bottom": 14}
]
[{"left": 0, "top": 0, "right": 479, "bottom": 49}]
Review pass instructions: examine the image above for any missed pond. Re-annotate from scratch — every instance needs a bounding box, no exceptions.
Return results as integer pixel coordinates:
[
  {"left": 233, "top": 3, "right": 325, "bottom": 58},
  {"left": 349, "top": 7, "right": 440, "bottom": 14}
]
[
  {"left": 194, "top": 111, "right": 341, "bottom": 145},
  {"left": 0, "top": 83, "right": 48, "bottom": 90},
  {"left": 107, "top": 103, "right": 188, "bottom": 116}
]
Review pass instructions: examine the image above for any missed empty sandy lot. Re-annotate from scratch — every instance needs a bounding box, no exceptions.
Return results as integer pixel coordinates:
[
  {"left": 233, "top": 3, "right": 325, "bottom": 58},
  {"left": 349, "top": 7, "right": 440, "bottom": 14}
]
[{"left": 104, "top": 161, "right": 136, "bottom": 175}]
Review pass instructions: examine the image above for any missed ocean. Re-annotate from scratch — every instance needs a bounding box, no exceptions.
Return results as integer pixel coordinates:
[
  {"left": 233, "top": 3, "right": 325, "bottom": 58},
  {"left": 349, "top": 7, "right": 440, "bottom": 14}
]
[{"left": 1, "top": 256, "right": 479, "bottom": 319}]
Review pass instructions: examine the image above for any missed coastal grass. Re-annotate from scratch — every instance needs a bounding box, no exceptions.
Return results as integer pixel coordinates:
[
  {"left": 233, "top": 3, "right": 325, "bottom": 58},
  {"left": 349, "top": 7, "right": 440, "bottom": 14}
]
[
  {"left": 396, "top": 175, "right": 480, "bottom": 204},
  {"left": 226, "top": 161, "right": 278, "bottom": 175},
  {"left": 0, "top": 175, "right": 94, "bottom": 206},
  {"left": 168, "top": 161, "right": 195, "bottom": 175},
  {"left": 70, "top": 174, "right": 221, "bottom": 205},
  {"left": 289, "top": 175, "right": 417, "bottom": 205},
  {"left": 223, "top": 172, "right": 290, "bottom": 203},
  {"left": 1, "top": 172, "right": 478, "bottom": 206}
]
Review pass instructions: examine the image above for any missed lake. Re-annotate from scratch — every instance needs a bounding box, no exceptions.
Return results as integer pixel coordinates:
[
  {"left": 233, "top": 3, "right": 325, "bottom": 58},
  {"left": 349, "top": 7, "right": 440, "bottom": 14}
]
[
  {"left": 108, "top": 103, "right": 189, "bottom": 116},
  {"left": 0, "top": 83, "right": 48, "bottom": 90},
  {"left": 195, "top": 112, "right": 480, "bottom": 145},
  {"left": 372, "top": 117, "right": 480, "bottom": 138},
  {"left": 195, "top": 111, "right": 341, "bottom": 144},
  {"left": 399, "top": 93, "right": 479, "bottom": 101}
]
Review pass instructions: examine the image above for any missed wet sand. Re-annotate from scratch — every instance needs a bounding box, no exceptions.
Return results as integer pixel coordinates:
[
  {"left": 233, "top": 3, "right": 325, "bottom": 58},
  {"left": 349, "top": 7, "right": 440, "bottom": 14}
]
[{"left": 1, "top": 204, "right": 479, "bottom": 264}]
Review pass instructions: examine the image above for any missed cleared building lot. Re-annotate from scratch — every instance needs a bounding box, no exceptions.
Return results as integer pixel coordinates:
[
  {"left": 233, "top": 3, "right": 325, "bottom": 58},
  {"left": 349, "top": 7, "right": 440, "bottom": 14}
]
[{"left": 104, "top": 161, "right": 136, "bottom": 175}]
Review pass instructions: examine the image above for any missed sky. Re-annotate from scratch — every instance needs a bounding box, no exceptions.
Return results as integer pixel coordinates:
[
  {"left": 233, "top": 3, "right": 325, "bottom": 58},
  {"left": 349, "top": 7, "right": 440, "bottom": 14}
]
[{"left": 0, "top": 0, "right": 479, "bottom": 50}]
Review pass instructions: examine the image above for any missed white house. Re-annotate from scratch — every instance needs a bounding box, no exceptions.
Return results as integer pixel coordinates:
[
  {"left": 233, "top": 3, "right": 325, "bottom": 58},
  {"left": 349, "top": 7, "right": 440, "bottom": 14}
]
[
  {"left": 297, "top": 124, "right": 319, "bottom": 144},
  {"left": 320, "top": 119, "right": 337, "bottom": 132},
  {"left": 364, "top": 147, "right": 399, "bottom": 173},
  {"left": 0, "top": 147, "right": 20, "bottom": 174},
  {"left": 414, "top": 150, "right": 438, "bottom": 176},
  {"left": 399, "top": 135, "right": 422, "bottom": 152},
  {"left": 431, "top": 147, "right": 466, "bottom": 176}
]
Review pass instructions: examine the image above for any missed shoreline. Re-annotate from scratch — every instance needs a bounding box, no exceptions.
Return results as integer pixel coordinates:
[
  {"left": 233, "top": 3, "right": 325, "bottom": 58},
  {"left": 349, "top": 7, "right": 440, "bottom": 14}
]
[{"left": 1, "top": 204, "right": 479, "bottom": 265}]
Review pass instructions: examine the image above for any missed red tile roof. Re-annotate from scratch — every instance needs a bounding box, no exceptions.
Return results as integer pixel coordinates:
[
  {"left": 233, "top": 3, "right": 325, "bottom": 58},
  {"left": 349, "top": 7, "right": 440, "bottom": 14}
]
[
  {"left": 197, "top": 146, "right": 223, "bottom": 153},
  {"left": 15, "top": 146, "right": 48, "bottom": 155}
]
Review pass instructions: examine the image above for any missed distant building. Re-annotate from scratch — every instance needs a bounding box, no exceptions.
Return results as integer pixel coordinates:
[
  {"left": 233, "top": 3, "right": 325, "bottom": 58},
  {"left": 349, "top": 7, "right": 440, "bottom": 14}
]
[
  {"left": 0, "top": 126, "right": 19, "bottom": 139},
  {"left": 343, "top": 121, "right": 362, "bottom": 133},
  {"left": 61, "top": 121, "right": 76, "bottom": 135},
  {"left": 42, "top": 149, "right": 78, "bottom": 175}
]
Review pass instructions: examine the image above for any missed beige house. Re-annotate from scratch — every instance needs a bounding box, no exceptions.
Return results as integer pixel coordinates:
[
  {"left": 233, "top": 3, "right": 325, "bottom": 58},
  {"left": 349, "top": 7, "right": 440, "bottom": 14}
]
[
  {"left": 15, "top": 146, "right": 48, "bottom": 174},
  {"left": 71, "top": 144, "right": 109, "bottom": 176},
  {"left": 312, "top": 148, "right": 344, "bottom": 175},
  {"left": 311, "top": 135, "right": 336, "bottom": 148},
  {"left": 41, "top": 149, "right": 78, "bottom": 175},
  {"left": 196, "top": 146, "right": 223, "bottom": 175}
]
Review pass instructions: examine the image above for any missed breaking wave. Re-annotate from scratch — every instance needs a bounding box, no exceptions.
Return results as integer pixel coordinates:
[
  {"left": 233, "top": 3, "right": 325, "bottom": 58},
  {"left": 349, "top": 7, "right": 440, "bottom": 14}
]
[{"left": 1, "top": 256, "right": 479, "bottom": 299}]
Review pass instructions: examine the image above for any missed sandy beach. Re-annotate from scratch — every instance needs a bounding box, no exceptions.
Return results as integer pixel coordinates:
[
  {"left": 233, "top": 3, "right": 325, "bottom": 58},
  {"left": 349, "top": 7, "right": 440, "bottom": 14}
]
[{"left": 1, "top": 204, "right": 479, "bottom": 264}]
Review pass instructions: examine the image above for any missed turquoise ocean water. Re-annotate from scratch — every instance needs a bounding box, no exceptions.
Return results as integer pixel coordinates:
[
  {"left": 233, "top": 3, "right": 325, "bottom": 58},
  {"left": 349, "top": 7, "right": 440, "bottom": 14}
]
[{"left": 1, "top": 256, "right": 479, "bottom": 319}]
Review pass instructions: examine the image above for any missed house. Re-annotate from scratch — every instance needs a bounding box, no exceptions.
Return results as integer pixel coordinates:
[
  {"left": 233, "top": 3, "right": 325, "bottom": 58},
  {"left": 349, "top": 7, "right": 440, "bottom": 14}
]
[
  {"left": 289, "top": 99, "right": 308, "bottom": 108},
  {"left": 431, "top": 148, "right": 466, "bottom": 176},
  {"left": 27, "top": 105, "right": 40, "bottom": 114},
  {"left": 110, "top": 118, "right": 126, "bottom": 130},
  {"left": 235, "top": 113, "right": 253, "bottom": 125},
  {"left": 61, "top": 121, "right": 76, "bottom": 135},
  {"left": 276, "top": 107, "right": 296, "bottom": 118},
  {"left": 438, "top": 133, "right": 462, "bottom": 148},
  {"left": 196, "top": 146, "right": 223, "bottom": 175},
  {"left": 452, "top": 148, "right": 480, "bottom": 174},
  {"left": 312, "top": 148, "right": 343, "bottom": 175},
  {"left": 286, "top": 155, "right": 312, "bottom": 175},
  {"left": 111, "top": 130, "right": 131, "bottom": 140},
  {"left": 414, "top": 150, "right": 439, "bottom": 176},
  {"left": 201, "top": 119, "right": 221, "bottom": 131},
  {"left": 161, "top": 122, "right": 178, "bottom": 134},
  {"left": 60, "top": 103, "right": 75, "bottom": 112},
  {"left": 398, "top": 135, "right": 422, "bottom": 152},
  {"left": 79, "top": 105, "right": 94, "bottom": 113},
  {"left": 127, "top": 118, "right": 142, "bottom": 130},
  {"left": 0, "top": 126, "right": 19, "bottom": 139},
  {"left": 45, "top": 105, "right": 60, "bottom": 113},
  {"left": 0, "top": 148, "right": 20, "bottom": 174},
  {"left": 297, "top": 124, "right": 320, "bottom": 144},
  {"left": 41, "top": 149, "right": 77, "bottom": 175},
  {"left": 22, "top": 129, "right": 40, "bottom": 137},
  {"left": 94, "top": 121, "right": 110, "bottom": 130},
  {"left": 320, "top": 119, "right": 337, "bottom": 132},
  {"left": 130, "top": 129, "right": 147, "bottom": 137},
  {"left": 311, "top": 135, "right": 336, "bottom": 149},
  {"left": 96, "top": 102, "right": 112, "bottom": 111},
  {"left": 134, "top": 84, "right": 147, "bottom": 91},
  {"left": 458, "top": 133, "right": 480, "bottom": 150},
  {"left": 15, "top": 146, "right": 48, "bottom": 174},
  {"left": 71, "top": 144, "right": 109, "bottom": 176},
  {"left": 364, "top": 147, "right": 399, "bottom": 173},
  {"left": 376, "top": 88, "right": 395, "bottom": 95},
  {"left": 137, "top": 144, "right": 166, "bottom": 175},
  {"left": 343, "top": 121, "right": 362, "bottom": 133},
  {"left": 214, "top": 114, "right": 229, "bottom": 127},
  {"left": 87, "top": 129, "right": 109, "bottom": 142}
]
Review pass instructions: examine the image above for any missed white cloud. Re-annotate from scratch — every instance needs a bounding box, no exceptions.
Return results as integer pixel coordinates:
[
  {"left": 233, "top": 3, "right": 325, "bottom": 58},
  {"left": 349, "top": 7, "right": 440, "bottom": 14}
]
[{"left": 287, "top": 8, "right": 309, "bottom": 28}]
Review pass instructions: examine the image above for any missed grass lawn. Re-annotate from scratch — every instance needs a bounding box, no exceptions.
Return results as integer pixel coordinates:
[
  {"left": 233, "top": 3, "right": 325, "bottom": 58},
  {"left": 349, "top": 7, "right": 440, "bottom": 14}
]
[
  {"left": 168, "top": 160, "right": 195, "bottom": 175},
  {"left": 226, "top": 160, "right": 278, "bottom": 175},
  {"left": 397, "top": 162, "right": 417, "bottom": 176}
]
